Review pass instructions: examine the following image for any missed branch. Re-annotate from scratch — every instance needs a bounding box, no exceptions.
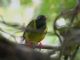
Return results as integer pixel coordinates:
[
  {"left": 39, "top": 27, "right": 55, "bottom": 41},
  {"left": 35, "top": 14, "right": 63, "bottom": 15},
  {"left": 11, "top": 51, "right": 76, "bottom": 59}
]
[
  {"left": 35, "top": 45, "right": 60, "bottom": 50},
  {"left": 0, "top": 34, "right": 51, "bottom": 60}
]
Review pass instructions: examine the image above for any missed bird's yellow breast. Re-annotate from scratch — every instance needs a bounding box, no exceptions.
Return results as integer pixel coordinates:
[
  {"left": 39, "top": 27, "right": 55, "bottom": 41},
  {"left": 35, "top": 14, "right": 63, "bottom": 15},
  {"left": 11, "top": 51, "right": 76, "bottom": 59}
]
[{"left": 24, "top": 29, "right": 47, "bottom": 44}]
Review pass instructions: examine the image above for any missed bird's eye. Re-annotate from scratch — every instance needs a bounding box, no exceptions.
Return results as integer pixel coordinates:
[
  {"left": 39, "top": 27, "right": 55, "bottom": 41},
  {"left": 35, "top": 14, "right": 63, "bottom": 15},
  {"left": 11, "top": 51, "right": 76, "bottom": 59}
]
[{"left": 38, "top": 16, "right": 41, "bottom": 19}]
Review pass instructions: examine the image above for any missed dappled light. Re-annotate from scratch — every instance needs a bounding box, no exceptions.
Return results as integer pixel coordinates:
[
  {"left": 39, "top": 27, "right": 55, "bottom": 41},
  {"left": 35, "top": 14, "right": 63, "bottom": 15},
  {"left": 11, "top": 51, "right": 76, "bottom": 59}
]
[{"left": 0, "top": 0, "right": 80, "bottom": 60}]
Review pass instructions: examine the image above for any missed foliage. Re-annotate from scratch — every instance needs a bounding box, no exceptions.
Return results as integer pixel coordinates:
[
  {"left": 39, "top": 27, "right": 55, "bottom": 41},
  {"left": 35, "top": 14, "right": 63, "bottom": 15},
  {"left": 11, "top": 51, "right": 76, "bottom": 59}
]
[
  {"left": 20, "top": 0, "right": 32, "bottom": 5},
  {"left": 0, "top": 0, "right": 80, "bottom": 60}
]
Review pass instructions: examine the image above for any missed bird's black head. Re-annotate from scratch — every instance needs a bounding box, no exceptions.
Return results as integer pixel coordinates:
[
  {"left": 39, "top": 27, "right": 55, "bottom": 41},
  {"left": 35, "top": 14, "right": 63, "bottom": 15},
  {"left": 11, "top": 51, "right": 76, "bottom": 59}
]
[
  {"left": 37, "top": 15, "right": 46, "bottom": 21},
  {"left": 36, "top": 15, "right": 46, "bottom": 29}
]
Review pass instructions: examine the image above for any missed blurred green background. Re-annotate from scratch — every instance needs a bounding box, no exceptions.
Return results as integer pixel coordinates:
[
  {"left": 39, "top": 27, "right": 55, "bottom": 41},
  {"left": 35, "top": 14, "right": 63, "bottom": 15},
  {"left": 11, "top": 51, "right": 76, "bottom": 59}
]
[
  {"left": 0, "top": 0, "right": 78, "bottom": 47},
  {"left": 0, "top": 0, "right": 80, "bottom": 60}
]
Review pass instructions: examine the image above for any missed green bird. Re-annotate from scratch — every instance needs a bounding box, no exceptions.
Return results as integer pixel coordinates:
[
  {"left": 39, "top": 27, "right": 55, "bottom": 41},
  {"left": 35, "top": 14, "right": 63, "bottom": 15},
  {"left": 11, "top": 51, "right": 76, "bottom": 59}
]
[{"left": 23, "top": 15, "right": 47, "bottom": 47}]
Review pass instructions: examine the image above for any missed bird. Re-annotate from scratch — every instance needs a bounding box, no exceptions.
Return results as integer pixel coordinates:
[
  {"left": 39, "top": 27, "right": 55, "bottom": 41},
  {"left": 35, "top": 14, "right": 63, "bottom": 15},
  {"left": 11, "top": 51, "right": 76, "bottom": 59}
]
[{"left": 23, "top": 15, "right": 47, "bottom": 48}]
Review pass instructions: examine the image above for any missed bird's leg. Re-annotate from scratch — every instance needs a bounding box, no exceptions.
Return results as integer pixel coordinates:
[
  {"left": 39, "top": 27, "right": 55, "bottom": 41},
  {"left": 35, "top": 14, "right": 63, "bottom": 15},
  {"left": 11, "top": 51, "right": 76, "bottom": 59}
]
[
  {"left": 25, "top": 41, "right": 34, "bottom": 48},
  {"left": 38, "top": 42, "right": 43, "bottom": 50}
]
